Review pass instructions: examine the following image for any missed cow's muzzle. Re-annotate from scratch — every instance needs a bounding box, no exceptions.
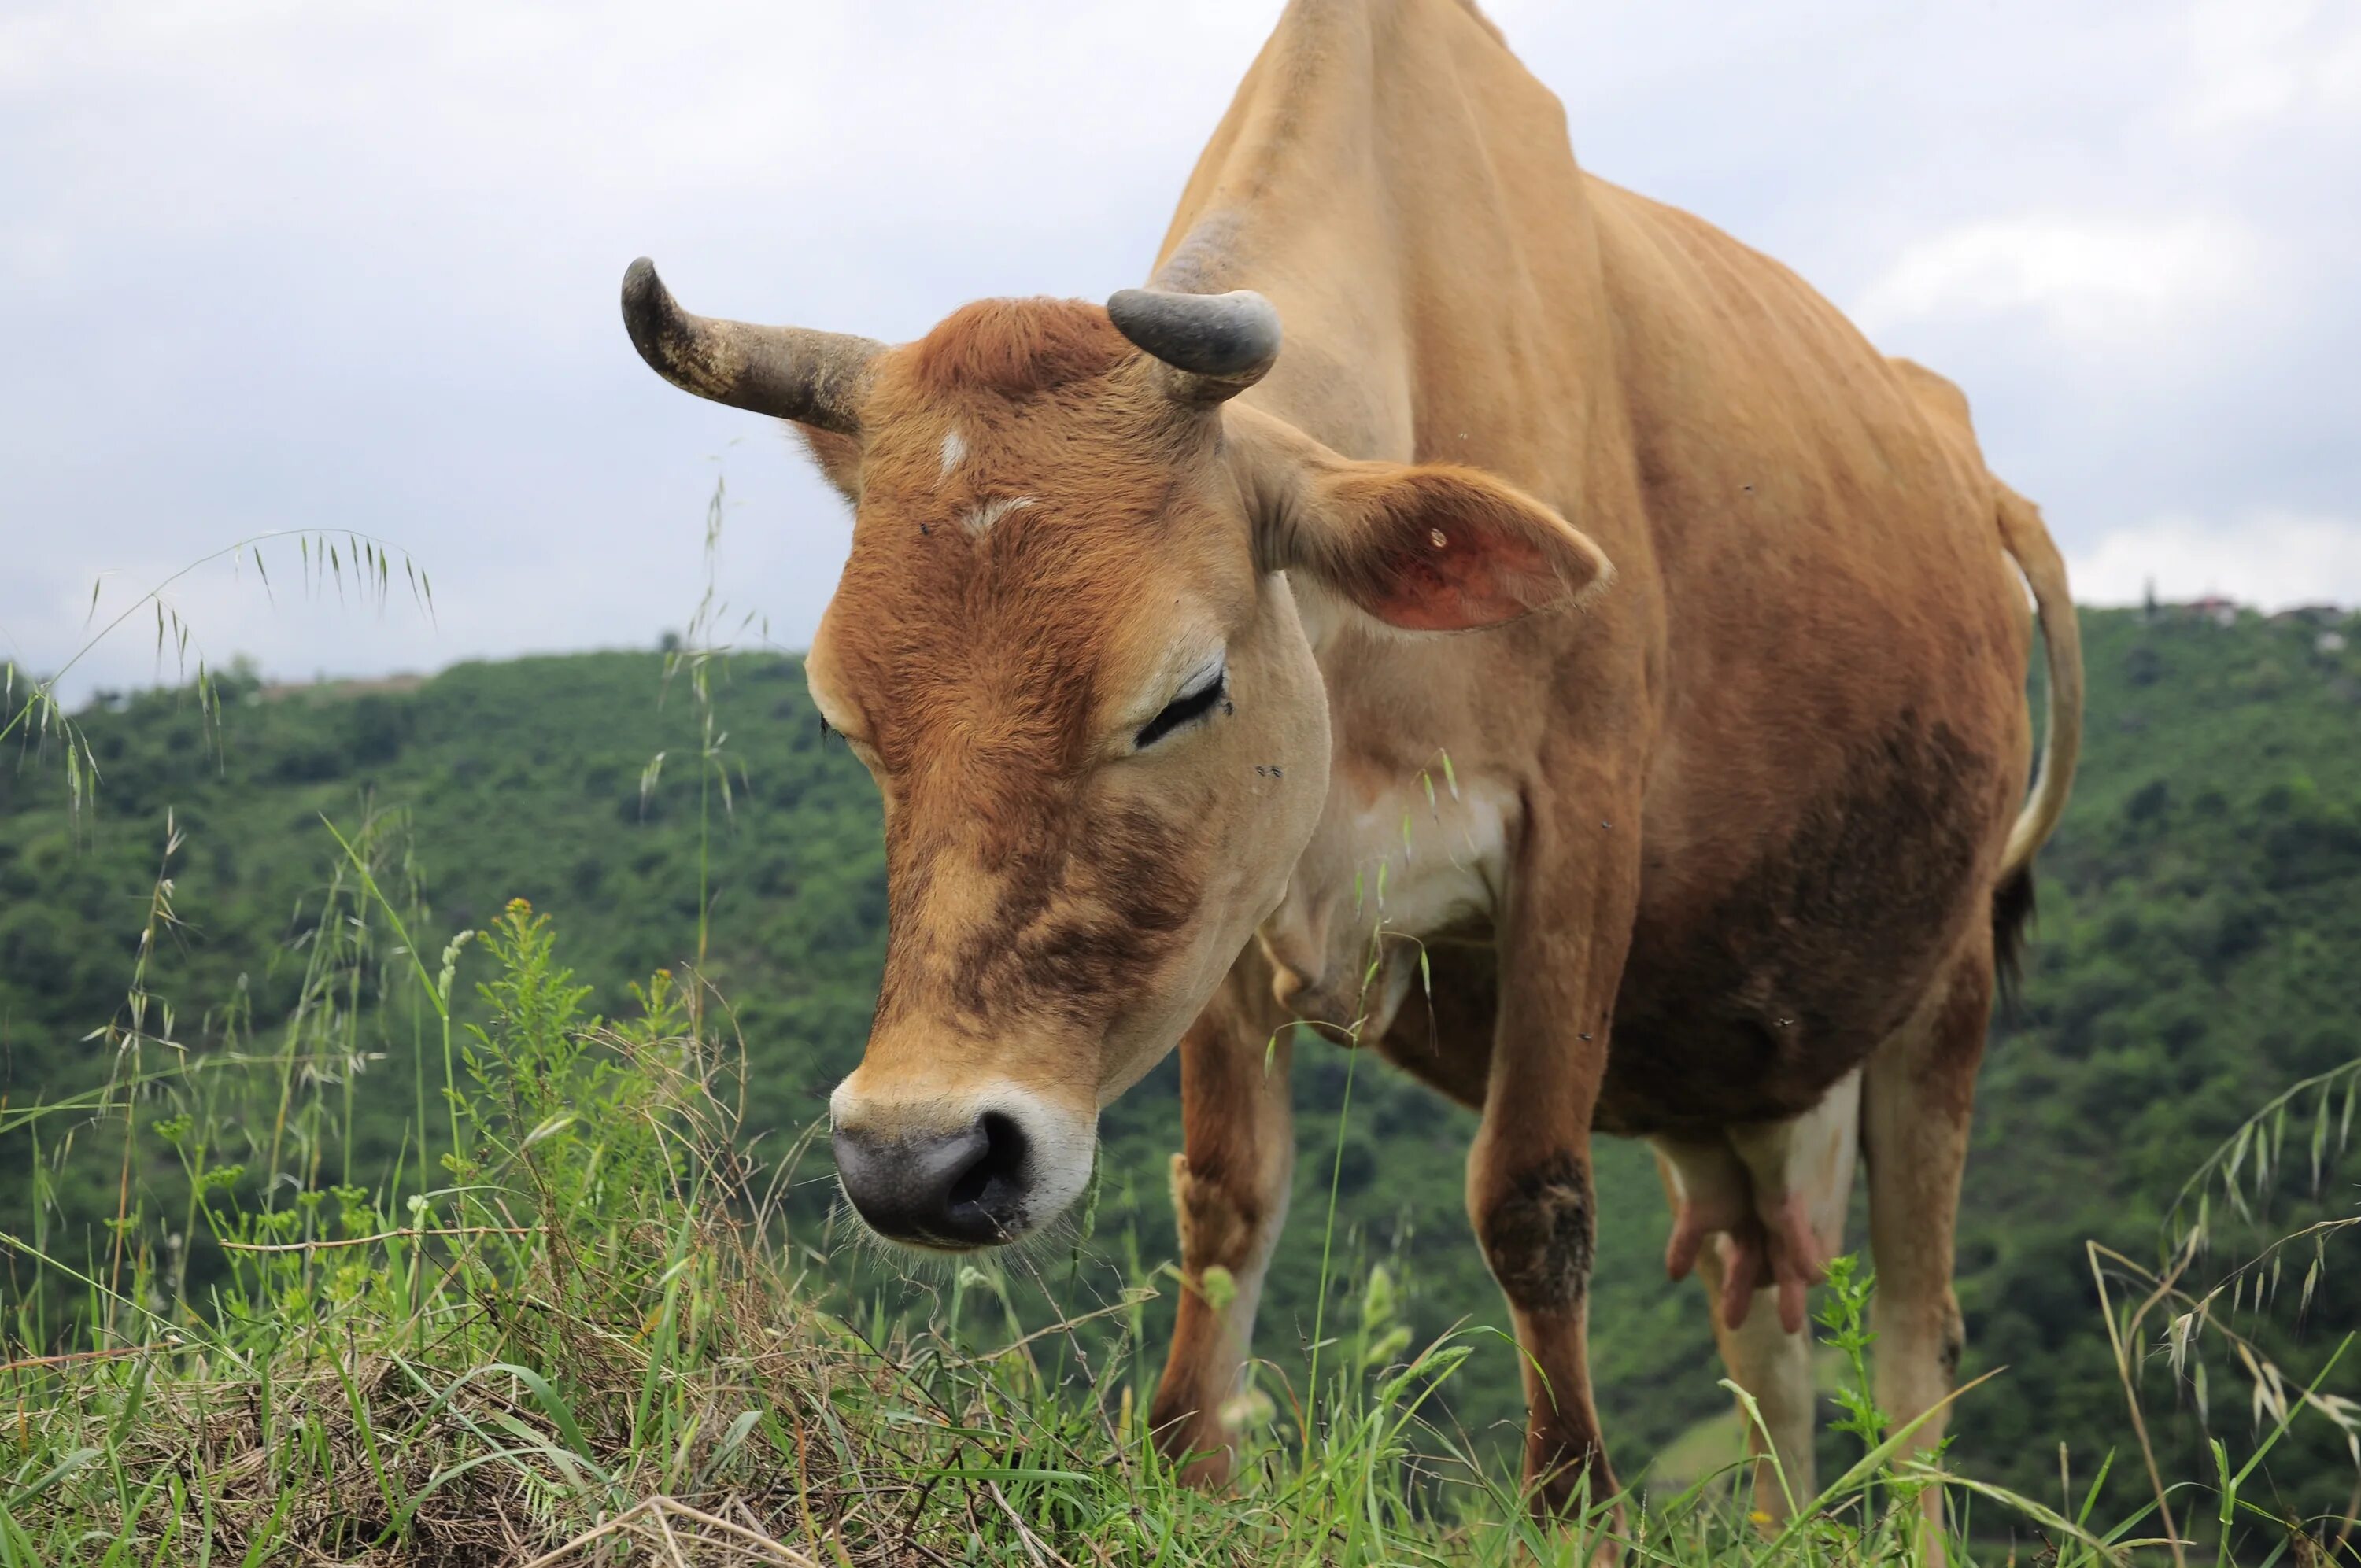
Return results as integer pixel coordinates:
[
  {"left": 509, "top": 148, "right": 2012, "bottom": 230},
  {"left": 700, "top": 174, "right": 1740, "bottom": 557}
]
[{"left": 833, "top": 1112, "right": 1033, "bottom": 1249}]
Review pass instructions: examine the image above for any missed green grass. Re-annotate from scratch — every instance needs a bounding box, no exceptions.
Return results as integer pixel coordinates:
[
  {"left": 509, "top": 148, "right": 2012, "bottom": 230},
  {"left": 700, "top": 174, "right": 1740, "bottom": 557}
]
[
  {"left": 0, "top": 802, "right": 2348, "bottom": 1566},
  {"left": 0, "top": 886, "right": 2230, "bottom": 1566}
]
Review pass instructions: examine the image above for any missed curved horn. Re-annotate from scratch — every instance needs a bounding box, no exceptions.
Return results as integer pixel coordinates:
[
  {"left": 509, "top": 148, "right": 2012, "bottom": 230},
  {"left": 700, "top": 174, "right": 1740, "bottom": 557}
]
[
  {"left": 1104, "top": 287, "right": 1281, "bottom": 405},
  {"left": 621, "top": 258, "right": 883, "bottom": 437}
]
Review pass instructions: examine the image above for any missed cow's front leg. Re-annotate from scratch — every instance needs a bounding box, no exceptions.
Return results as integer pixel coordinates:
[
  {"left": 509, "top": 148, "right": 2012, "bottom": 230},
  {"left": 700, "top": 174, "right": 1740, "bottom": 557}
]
[
  {"left": 1471, "top": 809, "right": 1639, "bottom": 1518},
  {"left": 1149, "top": 950, "right": 1295, "bottom": 1486}
]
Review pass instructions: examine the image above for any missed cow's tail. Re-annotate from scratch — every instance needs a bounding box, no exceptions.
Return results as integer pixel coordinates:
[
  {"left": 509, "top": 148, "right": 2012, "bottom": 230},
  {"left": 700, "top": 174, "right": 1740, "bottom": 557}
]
[{"left": 1992, "top": 484, "right": 2083, "bottom": 997}]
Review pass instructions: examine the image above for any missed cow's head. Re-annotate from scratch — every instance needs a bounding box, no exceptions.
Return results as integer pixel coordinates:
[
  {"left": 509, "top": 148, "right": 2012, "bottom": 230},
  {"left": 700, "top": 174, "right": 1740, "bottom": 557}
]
[{"left": 623, "top": 260, "right": 1609, "bottom": 1250}]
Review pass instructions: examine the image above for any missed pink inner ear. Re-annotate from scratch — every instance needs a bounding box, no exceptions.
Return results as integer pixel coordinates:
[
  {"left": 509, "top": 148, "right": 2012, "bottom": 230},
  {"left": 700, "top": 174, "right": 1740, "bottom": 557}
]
[{"left": 1355, "top": 526, "right": 1562, "bottom": 631}]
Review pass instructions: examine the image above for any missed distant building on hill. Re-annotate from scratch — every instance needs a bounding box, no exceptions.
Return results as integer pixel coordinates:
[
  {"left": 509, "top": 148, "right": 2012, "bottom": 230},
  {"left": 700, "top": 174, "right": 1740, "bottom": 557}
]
[
  {"left": 2180, "top": 594, "right": 2239, "bottom": 628},
  {"left": 255, "top": 673, "right": 427, "bottom": 704}
]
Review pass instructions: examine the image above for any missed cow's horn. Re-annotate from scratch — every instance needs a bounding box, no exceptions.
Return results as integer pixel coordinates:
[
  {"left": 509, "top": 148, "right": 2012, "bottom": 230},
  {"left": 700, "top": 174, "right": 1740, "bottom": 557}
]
[
  {"left": 621, "top": 258, "right": 882, "bottom": 437},
  {"left": 1105, "top": 287, "right": 1281, "bottom": 405}
]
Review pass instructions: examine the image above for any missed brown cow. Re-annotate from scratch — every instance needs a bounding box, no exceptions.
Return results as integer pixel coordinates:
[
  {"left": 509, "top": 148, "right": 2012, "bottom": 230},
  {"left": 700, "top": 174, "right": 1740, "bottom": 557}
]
[{"left": 619, "top": 0, "right": 2082, "bottom": 1526}]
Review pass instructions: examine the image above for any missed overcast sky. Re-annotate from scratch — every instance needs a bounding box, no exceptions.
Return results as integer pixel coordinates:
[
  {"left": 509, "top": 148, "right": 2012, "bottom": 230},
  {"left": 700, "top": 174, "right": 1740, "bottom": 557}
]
[{"left": 5, "top": 0, "right": 2357, "bottom": 703}]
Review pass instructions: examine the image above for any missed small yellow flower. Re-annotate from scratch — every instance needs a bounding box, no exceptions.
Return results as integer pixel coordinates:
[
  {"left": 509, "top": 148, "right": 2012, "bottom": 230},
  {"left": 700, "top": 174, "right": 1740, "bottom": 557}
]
[{"left": 1749, "top": 1511, "right": 1774, "bottom": 1526}]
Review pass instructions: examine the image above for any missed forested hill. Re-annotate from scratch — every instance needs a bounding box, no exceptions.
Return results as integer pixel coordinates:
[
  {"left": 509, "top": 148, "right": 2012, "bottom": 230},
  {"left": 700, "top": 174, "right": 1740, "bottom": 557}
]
[{"left": 5, "top": 603, "right": 2359, "bottom": 1515}]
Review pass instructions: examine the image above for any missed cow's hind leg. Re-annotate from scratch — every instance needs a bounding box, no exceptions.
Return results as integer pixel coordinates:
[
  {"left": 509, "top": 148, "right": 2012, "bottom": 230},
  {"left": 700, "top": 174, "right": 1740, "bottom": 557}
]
[
  {"left": 1150, "top": 950, "right": 1295, "bottom": 1485},
  {"left": 1863, "top": 938, "right": 1991, "bottom": 1544}
]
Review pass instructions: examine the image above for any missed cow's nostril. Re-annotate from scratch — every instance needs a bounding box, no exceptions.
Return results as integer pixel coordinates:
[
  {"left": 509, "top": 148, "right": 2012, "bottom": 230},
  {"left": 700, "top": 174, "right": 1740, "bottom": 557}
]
[
  {"left": 833, "top": 1111, "right": 1035, "bottom": 1249},
  {"left": 950, "top": 1112, "right": 1029, "bottom": 1212}
]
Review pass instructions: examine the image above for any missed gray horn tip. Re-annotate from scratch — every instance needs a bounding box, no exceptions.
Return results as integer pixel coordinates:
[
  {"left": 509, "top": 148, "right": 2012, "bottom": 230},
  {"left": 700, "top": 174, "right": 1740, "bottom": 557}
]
[
  {"left": 620, "top": 257, "right": 678, "bottom": 338},
  {"left": 621, "top": 259, "right": 711, "bottom": 390},
  {"left": 622, "top": 256, "right": 664, "bottom": 306},
  {"left": 1106, "top": 287, "right": 1282, "bottom": 382}
]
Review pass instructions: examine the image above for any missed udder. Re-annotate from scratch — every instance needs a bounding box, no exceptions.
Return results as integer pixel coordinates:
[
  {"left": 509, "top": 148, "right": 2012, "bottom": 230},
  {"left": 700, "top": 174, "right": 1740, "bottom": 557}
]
[{"left": 1650, "top": 1068, "right": 1861, "bottom": 1334}]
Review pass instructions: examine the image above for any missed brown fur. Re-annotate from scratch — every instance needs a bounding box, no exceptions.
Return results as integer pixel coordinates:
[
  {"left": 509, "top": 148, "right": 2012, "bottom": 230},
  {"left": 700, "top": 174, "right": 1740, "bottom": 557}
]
[
  {"left": 946, "top": 802, "right": 1197, "bottom": 1025},
  {"left": 1602, "top": 709, "right": 2001, "bottom": 1138},
  {"left": 906, "top": 297, "right": 1133, "bottom": 398},
  {"left": 1369, "top": 941, "right": 1497, "bottom": 1107},
  {"left": 794, "top": 426, "right": 863, "bottom": 500}
]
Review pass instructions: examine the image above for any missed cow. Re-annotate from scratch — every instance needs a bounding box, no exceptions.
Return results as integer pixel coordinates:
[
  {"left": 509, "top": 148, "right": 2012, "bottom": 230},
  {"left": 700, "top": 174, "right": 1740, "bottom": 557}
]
[{"left": 618, "top": 0, "right": 2083, "bottom": 1527}]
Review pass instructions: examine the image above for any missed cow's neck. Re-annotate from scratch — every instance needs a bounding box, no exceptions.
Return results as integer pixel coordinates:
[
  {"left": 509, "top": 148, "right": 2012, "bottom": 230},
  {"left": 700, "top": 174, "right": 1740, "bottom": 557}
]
[
  {"left": 1153, "top": 0, "right": 1617, "bottom": 469},
  {"left": 1160, "top": 0, "right": 1623, "bottom": 1012}
]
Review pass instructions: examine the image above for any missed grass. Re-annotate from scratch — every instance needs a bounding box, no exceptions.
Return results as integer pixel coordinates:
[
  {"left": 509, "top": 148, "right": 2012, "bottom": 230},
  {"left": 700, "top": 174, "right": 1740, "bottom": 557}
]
[
  {"left": 5, "top": 526, "right": 2356, "bottom": 1565},
  {"left": 2, "top": 831, "right": 2348, "bottom": 1566},
  {"left": 0, "top": 883, "right": 1619, "bottom": 1566}
]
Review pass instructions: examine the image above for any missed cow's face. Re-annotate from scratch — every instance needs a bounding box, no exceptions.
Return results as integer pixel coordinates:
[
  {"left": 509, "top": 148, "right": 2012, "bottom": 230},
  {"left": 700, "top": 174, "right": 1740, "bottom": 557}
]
[{"left": 623, "top": 268, "right": 1609, "bottom": 1249}]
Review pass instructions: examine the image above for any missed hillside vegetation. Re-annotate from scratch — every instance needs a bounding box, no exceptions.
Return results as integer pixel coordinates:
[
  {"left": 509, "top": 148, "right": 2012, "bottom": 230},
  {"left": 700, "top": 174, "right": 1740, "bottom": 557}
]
[{"left": 3, "top": 603, "right": 2359, "bottom": 1559}]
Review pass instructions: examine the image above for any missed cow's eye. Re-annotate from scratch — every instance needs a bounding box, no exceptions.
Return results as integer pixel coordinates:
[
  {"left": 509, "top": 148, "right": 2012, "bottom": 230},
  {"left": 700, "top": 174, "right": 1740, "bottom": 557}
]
[{"left": 1136, "top": 662, "right": 1228, "bottom": 750}]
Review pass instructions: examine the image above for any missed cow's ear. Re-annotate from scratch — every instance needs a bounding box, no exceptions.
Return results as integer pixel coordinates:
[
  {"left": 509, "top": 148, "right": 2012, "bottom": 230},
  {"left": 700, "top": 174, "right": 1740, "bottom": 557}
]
[
  {"left": 1231, "top": 408, "right": 1611, "bottom": 631},
  {"left": 793, "top": 425, "right": 863, "bottom": 506}
]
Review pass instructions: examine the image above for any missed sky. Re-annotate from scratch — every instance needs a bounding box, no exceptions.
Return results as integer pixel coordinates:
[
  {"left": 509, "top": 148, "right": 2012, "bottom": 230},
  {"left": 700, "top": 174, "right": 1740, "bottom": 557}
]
[{"left": 4, "top": 0, "right": 2357, "bottom": 703}]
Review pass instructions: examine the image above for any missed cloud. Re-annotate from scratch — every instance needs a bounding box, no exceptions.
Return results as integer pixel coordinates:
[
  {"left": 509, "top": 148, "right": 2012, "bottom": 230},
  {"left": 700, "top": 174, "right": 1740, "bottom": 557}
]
[
  {"left": 2181, "top": 0, "right": 2361, "bottom": 134},
  {"left": 1851, "top": 214, "right": 2259, "bottom": 341},
  {"left": 2067, "top": 511, "right": 2361, "bottom": 608}
]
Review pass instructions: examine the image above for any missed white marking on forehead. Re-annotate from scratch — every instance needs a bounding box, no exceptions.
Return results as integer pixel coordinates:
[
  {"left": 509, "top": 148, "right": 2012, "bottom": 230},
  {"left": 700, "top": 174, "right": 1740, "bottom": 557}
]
[
  {"left": 962, "top": 496, "right": 1036, "bottom": 534},
  {"left": 939, "top": 429, "right": 968, "bottom": 477}
]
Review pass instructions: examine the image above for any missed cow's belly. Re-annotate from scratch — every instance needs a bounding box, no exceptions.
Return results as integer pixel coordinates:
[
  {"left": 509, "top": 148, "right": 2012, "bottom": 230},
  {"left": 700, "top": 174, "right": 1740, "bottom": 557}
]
[
  {"left": 1595, "top": 1003, "right": 1892, "bottom": 1140},
  {"left": 1594, "top": 707, "right": 2006, "bottom": 1139}
]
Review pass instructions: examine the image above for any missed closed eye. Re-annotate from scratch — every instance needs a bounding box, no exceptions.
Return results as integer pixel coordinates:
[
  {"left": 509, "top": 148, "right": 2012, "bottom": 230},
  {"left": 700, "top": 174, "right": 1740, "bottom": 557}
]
[{"left": 1135, "top": 666, "right": 1228, "bottom": 749}]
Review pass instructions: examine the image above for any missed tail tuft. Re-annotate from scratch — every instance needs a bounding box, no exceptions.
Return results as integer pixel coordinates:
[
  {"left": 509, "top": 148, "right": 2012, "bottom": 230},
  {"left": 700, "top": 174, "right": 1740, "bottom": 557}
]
[{"left": 1992, "top": 865, "right": 2037, "bottom": 1014}]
